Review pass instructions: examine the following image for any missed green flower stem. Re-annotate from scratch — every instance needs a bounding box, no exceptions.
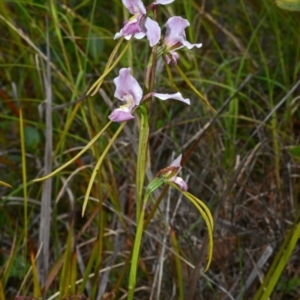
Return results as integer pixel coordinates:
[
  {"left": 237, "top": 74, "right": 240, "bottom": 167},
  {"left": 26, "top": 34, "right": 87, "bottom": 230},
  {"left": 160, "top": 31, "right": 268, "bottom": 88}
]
[
  {"left": 19, "top": 108, "right": 28, "bottom": 264},
  {"left": 135, "top": 42, "right": 157, "bottom": 221},
  {"left": 135, "top": 103, "right": 149, "bottom": 222},
  {"left": 130, "top": 36, "right": 158, "bottom": 298},
  {"left": 127, "top": 202, "right": 146, "bottom": 300}
]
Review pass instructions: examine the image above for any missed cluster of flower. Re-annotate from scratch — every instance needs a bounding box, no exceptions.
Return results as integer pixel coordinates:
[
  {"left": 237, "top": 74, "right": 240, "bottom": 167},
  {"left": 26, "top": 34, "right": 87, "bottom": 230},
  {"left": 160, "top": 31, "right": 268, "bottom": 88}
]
[
  {"left": 109, "top": 0, "right": 202, "bottom": 123},
  {"left": 114, "top": 0, "right": 202, "bottom": 61},
  {"left": 107, "top": 0, "right": 203, "bottom": 191}
]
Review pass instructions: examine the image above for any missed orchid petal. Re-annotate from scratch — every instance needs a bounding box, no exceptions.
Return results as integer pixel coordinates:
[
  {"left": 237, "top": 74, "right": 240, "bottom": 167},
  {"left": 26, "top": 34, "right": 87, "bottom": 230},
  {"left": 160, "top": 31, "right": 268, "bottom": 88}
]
[
  {"left": 163, "top": 16, "right": 202, "bottom": 64},
  {"left": 114, "top": 0, "right": 146, "bottom": 41},
  {"left": 182, "top": 40, "right": 203, "bottom": 50},
  {"left": 172, "top": 176, "right": 188, "bottom": 191},
  {"left": 134, "top": 32, "right": 147, "bottom": 40},
  {"left": 122, "top": 0, "right": 146, "bottom": 14},
  {"left": 155, "top": 0, "right": 175, "bottom": 5},
  {"left": 153, "top": 92, "right": 190, "bottom": 105},
  {"left": 108, "top": 107, "right": 135, "bottom": 122},
  {"left": 115, "top": 31, "right": 147, "bottom": 41},
  {"left": 114, "top": 68, "right": 143, "bottom": 106},
  {"left": 165, "top": 51, "right": 179, "bottom": 64},
  {"left": 116, "top": 0, "right": 164, "bottom": 46},
  {"left": 169, "top": 155, "right": 188, "bottom": 191},
  {"left": 144, "top": 17, "right": 161, "bottom": 47},
  {"left": 160, "top": 154, "right": 188, "bottom": 191},
  {"left": 164, "top": 16, "right": 190, "bottom": 48},
  {"left": 170, "top": 154, "right": 182, "bottom": 168},
  {"left": 122, "top": 17, "right": 143, "bottom": 36},
  {"left": 114, "top": 31, "right": 123, "bottom": 40}
]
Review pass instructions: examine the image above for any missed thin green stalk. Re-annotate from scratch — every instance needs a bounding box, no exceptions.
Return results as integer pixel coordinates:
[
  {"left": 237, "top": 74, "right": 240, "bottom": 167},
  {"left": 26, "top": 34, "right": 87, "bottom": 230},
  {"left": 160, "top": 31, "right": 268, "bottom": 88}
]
[
  {"left": 168, "top": 182, "right": 214, "bottom": 271},
  {"left": 91, "top": 231, "right": 103, "bottom": 299},
  {"left": 170, "top": 229, "right": 184, "bottom": 300},
  {"left": 19, "top": 108, "right": 28, "bottom": 265},
  {"left": 0, "top": 180, "right": 11, "bottom": 188},
  {"left": 135, "top": 103, "right": 149, "bottom": 222},
  {"left": 253, "top": 212, "right": 300, "bottom": 300},
  {"left": 86, "top": 38, "right": 132, "bottom": 96},
  {"left": 135, "top": 38, "right": 157, "bottom": 221},
  {"left": 174, "top": 64, "right": 216, "bottom": 113},
  {"left": 59, "top": 219, "right": 74, "bottom": 298},
  {"left": 78, "top": 240, "right": 100, "bottom": 294},
  {"left": 82, "top": 122, "right": 126, "bottom": 216},
  {"left": 0, "top": 282, "right": 5, "bottom": 300},
  {"left": 50, "top": 0, "right": 73, "bottom": 82},
  {"left": 127, "top": 197, "right": 148, "bottom": 300},
  {"left": 34, "top": 121, "right": 111, "bottom": 182},
  {"left": 127, "top": 177, "right": 164, "bottom": 300},
  {"left": 70, "top": 251, "right": 77, "bottom": 295},
  {"left": 30, "top": 249, "right": 42, "bottom": 298},
  {"left": 82, "top": 0, "right": 97, "bottom": 74}
]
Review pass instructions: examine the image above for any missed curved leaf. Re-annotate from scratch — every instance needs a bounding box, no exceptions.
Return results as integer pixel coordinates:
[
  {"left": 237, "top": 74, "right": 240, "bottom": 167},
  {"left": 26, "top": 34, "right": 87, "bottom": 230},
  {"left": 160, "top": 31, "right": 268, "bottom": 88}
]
[{"left": 275, "top": 0, "right": 300, "bottom": 11}]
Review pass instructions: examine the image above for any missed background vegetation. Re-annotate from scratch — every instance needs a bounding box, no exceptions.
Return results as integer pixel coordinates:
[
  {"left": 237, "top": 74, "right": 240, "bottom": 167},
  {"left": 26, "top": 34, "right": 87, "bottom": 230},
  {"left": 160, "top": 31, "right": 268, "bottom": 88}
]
[{"left": 0, "top": 0, "right": 299, "bottom": 299}]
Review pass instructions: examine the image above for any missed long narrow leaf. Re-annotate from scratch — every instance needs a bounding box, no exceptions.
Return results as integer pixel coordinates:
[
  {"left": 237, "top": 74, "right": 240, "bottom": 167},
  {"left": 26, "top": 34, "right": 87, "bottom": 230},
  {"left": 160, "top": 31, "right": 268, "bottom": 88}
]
[
  {"left": 82, "top": 122, "right": 126, "bottom": 215},
  {"left": 0, "top": 180, "right": 12, "bottom": 188},
  {"left": 253, "top": 212, "right": 300, "bottom": 300},
  {"left": 33, "top": 122, "right": 111, "bottom": 182},
  {"left": 59, "top": 220, "right": 74, "bottom": 297},
  {"left": 86, "top": 38, "right": 132, "bottom": 96},
  {"left": 167, "top": 182, "right": 214, "bottom": 271},
  {"left": 29, "top": 248, "right": 41, "bottom": 298},
  {"left": 170, "top": 229, "right": 184, "bottom": 300},
  {"left": 182, "top": 192, "right": 214, "bottom": 271},
  {"left": 175, "top": 64, "right": 216, "bottom": 113}
]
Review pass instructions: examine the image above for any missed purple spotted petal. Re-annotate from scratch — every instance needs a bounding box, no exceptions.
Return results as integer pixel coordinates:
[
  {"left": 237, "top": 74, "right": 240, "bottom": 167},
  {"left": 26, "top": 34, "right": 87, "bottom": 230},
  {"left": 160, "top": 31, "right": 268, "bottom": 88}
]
[
  {"left": 171, "top": 176, "right": 188, "bottom": 191},
  {"left": 153, "top": 92, "right": 190, "bottom": 105},
  {"left": 108, "top": 107, "right": 134, "bottom": 122},
  {"left": 122, "top": 0, "right": 146, "bottom": 14},
  {"left": 114, "top": 68, "right": 143, "bottom": 106}
]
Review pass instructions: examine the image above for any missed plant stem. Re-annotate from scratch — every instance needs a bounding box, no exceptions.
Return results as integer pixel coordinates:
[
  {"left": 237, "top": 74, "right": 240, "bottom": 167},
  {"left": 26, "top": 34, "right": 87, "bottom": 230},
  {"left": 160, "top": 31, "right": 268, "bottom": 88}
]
[
  {"left": 128, "top": 196, "right": 148, "bottom": 300},
  {"left": 135, "top": 103, "right": 149, "bottom": 222}
]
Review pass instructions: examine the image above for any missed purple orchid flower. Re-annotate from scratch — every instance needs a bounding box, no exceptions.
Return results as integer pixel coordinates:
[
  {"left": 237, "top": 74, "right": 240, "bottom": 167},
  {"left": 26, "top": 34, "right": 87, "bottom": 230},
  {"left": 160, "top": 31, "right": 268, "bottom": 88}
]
[
  {"left": 163, "top": 16, "right": 202, "bottom": 64},
  {"left": 114, "top": 0, "right": 174, "bottom": 47},
  {"left": 158, "top": 154, "right": 188, "bottom": 191},
  {"left": 168, "top": 154, "right": 188, "bottom": 191},
  {"left": 108, "top": 68, "right": 143, "bottom": 122},
  {"left": 108, "top": 68, "right": 190, "bottom": 122}
]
